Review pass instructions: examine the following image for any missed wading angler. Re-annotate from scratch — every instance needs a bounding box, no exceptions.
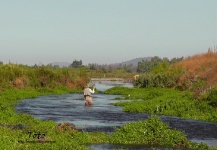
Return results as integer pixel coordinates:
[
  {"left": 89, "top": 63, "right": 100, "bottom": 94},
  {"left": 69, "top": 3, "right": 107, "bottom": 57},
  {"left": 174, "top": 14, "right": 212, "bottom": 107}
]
[{"left": 83, "top": 84, "right": 95, "bottom": 106}]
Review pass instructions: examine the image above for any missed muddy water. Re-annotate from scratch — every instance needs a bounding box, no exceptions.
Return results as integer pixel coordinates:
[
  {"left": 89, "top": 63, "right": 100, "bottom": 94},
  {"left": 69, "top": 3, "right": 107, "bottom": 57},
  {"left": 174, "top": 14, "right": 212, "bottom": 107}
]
[{"left": 16, "top": 81, "right": 217, "bottom": 148}]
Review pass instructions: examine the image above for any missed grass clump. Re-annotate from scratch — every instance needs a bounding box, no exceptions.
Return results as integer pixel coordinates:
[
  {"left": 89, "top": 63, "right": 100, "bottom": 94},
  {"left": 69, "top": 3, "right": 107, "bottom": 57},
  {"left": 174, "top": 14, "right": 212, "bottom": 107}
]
[{"left": 110, "top": 115, "right": 208, "bottom": 149}]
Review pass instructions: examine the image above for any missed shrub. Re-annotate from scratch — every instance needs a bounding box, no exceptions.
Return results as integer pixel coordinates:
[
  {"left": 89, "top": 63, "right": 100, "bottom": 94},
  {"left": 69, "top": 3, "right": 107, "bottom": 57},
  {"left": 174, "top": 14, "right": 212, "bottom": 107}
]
[{"left": 206, "top": 87, "right": 217, "bottom": 107}]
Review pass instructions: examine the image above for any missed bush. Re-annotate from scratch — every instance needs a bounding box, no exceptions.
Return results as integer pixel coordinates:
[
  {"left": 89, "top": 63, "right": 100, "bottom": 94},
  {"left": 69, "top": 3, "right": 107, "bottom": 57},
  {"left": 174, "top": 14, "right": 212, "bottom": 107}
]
[{"left": 206, "top": 87, "right": 217, "bottom": 107}]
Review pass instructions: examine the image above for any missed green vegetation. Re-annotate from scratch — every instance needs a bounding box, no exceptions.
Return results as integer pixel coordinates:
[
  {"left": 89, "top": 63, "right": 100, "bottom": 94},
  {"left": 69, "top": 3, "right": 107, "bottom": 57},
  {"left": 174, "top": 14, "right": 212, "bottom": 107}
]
[
  {"left": 104, "top": 87, "right": 217, "bottom": 122},
  {"left": 137, "top": 56, "right": 183, "bottom": 73},
  {"left": 0, "top": 63, "right": 90, "bottom": 91},
  {"left": 110, "top": 115, "right": 208, "bottom": 149},
  {"left": 205, "top": 87, "right": 217, "bottom": 107},
  {"left": 134, "top": 52, "right": 217, "bottom": 99}
]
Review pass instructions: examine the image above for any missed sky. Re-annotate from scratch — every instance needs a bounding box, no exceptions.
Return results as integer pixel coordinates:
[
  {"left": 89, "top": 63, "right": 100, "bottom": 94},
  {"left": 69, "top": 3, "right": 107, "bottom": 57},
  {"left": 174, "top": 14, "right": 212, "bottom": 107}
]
[{"left": 0, "top": 0, "right": 217, "bottom": 66}]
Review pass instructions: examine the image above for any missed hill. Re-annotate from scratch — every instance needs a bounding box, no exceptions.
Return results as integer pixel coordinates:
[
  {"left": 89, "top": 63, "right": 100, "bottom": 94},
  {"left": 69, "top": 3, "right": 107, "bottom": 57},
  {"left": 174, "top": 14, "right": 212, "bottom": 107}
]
[{"left": 50, "top": 57, "right": 152, "bottom": 68}]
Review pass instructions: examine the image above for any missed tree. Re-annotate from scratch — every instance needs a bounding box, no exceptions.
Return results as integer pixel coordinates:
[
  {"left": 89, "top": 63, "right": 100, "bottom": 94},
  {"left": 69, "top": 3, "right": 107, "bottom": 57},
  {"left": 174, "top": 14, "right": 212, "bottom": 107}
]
[
  {"left": 69, "top": 60, "right": 82, "bottom": 68},
  {"left": 88, "top": 63, "right": 97, "bottom": 70},
  {"left": 137, "top": 56, "right": 183, "bottom": 73}
]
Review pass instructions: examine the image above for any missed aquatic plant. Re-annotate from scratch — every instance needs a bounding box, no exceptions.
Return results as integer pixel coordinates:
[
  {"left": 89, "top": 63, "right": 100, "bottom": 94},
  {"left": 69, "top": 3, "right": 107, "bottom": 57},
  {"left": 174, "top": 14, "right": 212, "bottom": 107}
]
[
  {"left": 105, "top": 87, "right": 217, "bottom": 122},
  {"left": 110, "top": 115, "right": 209, "bottom": 149}
]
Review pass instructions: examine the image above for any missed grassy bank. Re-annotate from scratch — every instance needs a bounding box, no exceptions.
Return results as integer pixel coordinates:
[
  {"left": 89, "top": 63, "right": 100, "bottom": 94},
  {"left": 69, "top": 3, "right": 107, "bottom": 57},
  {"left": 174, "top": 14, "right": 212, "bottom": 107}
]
[{"left": 0, "top": 87, "right": 214, "bottom": 149}]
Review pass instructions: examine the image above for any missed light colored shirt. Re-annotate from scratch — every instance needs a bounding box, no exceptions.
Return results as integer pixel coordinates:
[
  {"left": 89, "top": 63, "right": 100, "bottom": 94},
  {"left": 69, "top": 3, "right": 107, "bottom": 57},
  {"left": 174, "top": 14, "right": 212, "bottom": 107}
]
[
  {"left": 89, "top": 88, "right": 95, "bottom": 94},
  {"left": 84, "top": 88, "right": 95, "bottom": 96}
]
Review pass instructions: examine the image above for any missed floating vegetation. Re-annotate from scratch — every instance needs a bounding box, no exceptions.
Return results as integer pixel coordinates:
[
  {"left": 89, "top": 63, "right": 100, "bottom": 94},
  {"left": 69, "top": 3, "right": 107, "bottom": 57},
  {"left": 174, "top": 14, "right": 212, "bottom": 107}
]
[{"left": 105, "top": 87, "right": 217, "bottom": 122}]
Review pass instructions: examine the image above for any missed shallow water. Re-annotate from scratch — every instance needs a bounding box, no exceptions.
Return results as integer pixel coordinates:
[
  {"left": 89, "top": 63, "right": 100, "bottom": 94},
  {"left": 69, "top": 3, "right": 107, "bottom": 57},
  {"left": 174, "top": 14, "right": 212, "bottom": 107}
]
[{"left": 16, "top": 81, "right": 217, "bottom": 148}]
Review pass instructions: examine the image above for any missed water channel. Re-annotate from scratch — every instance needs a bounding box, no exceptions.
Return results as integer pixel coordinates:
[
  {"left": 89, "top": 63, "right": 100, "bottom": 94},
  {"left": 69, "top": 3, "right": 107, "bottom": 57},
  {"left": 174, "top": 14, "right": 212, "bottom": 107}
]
[{"left": 16, "top": 81, "right": 217, "bottom": 149}]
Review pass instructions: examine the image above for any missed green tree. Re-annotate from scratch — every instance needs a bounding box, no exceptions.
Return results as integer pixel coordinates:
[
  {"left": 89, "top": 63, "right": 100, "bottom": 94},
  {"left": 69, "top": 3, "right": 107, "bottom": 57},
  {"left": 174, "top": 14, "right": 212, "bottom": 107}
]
[{"left": 69, "top": 60, "right": 82, "bottom": 68}]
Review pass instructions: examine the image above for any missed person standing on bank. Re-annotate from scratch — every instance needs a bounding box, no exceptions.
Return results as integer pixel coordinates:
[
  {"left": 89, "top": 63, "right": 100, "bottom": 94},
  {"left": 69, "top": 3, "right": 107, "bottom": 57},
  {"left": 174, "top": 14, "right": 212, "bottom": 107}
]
[{"left": 83, "top": 84, "right": 95, "bottom": 106}]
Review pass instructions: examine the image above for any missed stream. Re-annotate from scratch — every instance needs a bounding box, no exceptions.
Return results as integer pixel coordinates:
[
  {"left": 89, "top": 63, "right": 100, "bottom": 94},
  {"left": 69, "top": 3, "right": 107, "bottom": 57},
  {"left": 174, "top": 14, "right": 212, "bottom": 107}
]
[{"left": 16, "top": 81, "right": 217, "bottom": 149}]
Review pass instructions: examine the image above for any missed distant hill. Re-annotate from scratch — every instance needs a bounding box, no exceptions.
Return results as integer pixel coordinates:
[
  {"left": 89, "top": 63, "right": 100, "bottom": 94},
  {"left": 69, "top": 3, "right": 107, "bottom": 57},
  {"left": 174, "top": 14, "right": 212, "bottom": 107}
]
[
  {"left": 119, "top": 57, "right": 152, "bottom": 67},
  {"left": 50, "top": 57, "right": 152, "bottom": 68}
]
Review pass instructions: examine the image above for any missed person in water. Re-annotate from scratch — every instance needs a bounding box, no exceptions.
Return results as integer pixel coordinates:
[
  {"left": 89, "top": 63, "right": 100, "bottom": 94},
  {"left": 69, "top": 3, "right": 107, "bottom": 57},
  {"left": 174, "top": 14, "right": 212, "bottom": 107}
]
[{"left": 83, "top": 84, "right": 95, "bottom": 106}]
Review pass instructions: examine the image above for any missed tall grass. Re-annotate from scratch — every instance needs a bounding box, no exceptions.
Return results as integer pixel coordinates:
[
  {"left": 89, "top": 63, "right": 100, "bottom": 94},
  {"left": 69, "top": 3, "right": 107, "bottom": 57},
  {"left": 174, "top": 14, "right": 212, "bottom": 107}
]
[
  {"left": 0, "top": 64, "right": 89, "bottom": 90},
  {"left": 174, "top": 52, "right": 217, "bottom": 95}
]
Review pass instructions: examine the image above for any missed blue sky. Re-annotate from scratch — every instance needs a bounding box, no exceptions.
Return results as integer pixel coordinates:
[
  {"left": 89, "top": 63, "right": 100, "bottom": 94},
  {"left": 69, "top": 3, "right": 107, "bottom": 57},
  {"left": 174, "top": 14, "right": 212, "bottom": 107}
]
[{"left": 0, "top": 0, "right": 217, "bottom": 65}]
